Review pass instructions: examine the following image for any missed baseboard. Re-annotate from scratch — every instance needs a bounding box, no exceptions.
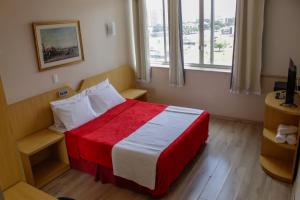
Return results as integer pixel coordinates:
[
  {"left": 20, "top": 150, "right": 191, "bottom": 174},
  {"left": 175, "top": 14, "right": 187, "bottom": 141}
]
[{"left": 211, "top": 114, "right": 263, "bottom": 125}]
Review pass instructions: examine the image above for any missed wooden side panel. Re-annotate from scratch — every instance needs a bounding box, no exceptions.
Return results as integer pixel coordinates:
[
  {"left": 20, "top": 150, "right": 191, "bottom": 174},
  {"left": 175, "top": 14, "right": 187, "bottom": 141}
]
[
  {"left": 8, "top": 86, "right": 76, "bottom": 140},
  {"left": 20, "top": 153, "right": 35, "bottom": 186},
  {"left": 292, "top": 120, "right": 300, "bottom": 179},
  {"left": 0, "top": 77, "right": 22, "bottom": 190},
  {"left": 78, "top": 65, "right": 136, "bottom": 92},
  {"left": 55, "top": 139, "right": 69, "bottom": 164},
  {"left": 4, "top": 182, "right": 56, "bottom": 200}
]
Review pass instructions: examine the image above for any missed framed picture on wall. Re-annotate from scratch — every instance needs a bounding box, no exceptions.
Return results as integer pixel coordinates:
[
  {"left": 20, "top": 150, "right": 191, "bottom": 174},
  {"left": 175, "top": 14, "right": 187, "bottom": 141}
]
[{"left": 33, "top": 20, "right": 84, "bottom": 71}]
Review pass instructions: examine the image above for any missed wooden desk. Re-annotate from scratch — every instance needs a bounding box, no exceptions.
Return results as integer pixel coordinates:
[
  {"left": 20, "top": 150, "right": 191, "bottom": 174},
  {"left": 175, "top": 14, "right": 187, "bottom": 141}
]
[
  {"left": 121, "top": 89, "right": 147, "bottom": 101},
  {"left": 4, "top": 182, "right": 56, "bottom": 200},
  {"left": 260, "top": 92, "right": 300, "bottom": 183},
  {"left": 17, "top": 129, "right": 69, "bottom": 188}
]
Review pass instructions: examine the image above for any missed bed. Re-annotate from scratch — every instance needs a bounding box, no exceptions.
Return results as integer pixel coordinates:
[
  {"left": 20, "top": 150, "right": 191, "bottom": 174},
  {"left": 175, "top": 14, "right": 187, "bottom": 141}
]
[
  {"left": 50, "top": 66, "right": 210, "bottom": 197},
  {"left": 63, "top": 102, "right": 209, "bottom": 196}
]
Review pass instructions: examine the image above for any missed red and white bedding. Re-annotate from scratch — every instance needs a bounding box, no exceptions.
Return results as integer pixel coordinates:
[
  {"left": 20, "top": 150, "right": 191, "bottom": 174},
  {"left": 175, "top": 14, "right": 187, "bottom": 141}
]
[
  {"left": 112, "top": 106, "right": 203, "bottom": 190},
  {"left": 64, "top": 99, "right": 209, "bottom": 196}
]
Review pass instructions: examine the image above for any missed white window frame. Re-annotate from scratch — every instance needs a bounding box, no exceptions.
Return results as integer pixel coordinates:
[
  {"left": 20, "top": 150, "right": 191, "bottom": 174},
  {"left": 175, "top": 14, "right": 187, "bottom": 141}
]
[{"left": 162, "top": 0, "right": 168, "bottom": 64}]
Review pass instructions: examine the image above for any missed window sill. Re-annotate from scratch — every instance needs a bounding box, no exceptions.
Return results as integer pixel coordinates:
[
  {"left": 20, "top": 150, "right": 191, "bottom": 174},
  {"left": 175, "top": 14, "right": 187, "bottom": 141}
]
[{"left": 151, "top": 64, "right": 232, "bottom": 74}]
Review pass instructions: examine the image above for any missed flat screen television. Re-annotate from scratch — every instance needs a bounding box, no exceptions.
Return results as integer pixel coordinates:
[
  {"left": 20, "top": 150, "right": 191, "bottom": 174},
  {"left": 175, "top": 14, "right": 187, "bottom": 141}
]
[{"left": 284, "top": 58, "right": 297, "bottom": 106}]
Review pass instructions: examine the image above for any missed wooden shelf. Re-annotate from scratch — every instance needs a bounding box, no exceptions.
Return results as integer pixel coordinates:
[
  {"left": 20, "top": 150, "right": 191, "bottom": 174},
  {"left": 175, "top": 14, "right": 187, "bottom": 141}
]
[
  {"left": 18, "top": 129, "right": 64, "bottom": 156},
  {"left": 3, "top": 182, "right": 56, "bottom": 200},
  {"left": 260, "top": 155, "right": 293, "bottom": 183},
  {"left": 121, "top": 89, "right": 147, "bottom": 100},
  {"left": 33, "top": 159, "right": 69, "bottom": 188},
  {"left": 265, "top": 92, "right": 300, "bottom": 116},
  {"left": 263, "top": 128, "right": 296, "bottom": 151},
  {"left": 261, "top": 91, "right": 300, "bottom": 183}
]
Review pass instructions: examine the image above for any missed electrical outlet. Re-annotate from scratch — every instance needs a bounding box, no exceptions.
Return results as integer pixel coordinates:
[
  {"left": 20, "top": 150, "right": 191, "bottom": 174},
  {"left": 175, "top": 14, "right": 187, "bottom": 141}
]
[{"left": 58, "top": 88, "right": 69, "bottom": 97}]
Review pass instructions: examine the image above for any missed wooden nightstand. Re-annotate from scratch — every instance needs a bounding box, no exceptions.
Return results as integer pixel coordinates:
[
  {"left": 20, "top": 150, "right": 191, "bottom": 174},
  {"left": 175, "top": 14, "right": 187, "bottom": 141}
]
[
  {"left": 17, "top": 129, "right": 69, "bottom": 188},
  {"left": 121, "top": 89, "right": 147, "bottom": 101}
]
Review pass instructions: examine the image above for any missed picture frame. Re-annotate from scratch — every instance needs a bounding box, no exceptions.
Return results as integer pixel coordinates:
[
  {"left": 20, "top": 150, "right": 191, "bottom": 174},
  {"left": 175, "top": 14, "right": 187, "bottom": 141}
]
[{"left": 32, "top": 20, "right": 84, "bottom": 71}]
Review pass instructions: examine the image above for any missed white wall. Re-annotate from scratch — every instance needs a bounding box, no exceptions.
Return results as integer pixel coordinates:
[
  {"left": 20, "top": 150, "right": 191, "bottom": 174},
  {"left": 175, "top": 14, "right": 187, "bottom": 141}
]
[
  {"left": 0, "top": 0, "right": 129, "bottom": 104},
  {"left": 139, "top": 68, "right": 278, "bottom": 122},
  {"left": 263, "top": 0, "right": 300, "bottom": 76},
  {"left": 139, "top": 0, "right": 300, "bottom": 122}
]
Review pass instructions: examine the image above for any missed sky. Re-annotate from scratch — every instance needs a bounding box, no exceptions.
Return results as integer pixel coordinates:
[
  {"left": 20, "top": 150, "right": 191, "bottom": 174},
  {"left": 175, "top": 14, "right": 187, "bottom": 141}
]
[
  {"left": 147, "top": 0, "right": 236, "bottom": 24},
  {"left": 41, "top": 27, "right": 78, "bottom": 49}
]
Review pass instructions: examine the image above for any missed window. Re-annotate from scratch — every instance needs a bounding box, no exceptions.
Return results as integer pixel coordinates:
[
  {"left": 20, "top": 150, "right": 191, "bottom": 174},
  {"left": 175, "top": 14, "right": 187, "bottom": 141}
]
[
  {"left": 147, "top": 0, "right": 236, "bottom": 68},
  {"left": 147, "top": 0, "right": 169, "bottom": 64}
]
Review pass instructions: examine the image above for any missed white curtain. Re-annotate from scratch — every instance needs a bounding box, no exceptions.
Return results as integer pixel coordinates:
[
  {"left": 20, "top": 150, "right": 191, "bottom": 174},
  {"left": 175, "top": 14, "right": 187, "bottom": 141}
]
[
  {"left": 230, "top": 0, "right": 265, "bottom": 95},
  {"left": 168, "top": 0, "right": 185, "bottom": 87},
  {"left": 128, "top": 0, "right": 151, "bottom": 83}
]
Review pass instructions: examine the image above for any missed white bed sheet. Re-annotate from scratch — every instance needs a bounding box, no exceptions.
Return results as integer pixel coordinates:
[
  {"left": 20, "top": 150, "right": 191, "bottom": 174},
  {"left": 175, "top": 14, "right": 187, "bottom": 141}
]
[{"left": 112, "top": 106, "right": 203, "bottom": 190}]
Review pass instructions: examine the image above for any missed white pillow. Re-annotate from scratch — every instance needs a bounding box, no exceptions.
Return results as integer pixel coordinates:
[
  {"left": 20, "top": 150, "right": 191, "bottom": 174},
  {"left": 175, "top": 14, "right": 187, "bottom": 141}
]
[
  {"left": 53, "top": 96, "right": 97, "bottom": 131},
  {"left": 88, "top": 84, "right": 125, "bottom": 114},
  {"left": 50, "top": 79, "right": 110, "bottom": 129},
  {"left": 84, "top": 79, "right": 110, "bottom": 95},
  {"left": 50, "top": 93, "right": 84, "bottom": 129}
]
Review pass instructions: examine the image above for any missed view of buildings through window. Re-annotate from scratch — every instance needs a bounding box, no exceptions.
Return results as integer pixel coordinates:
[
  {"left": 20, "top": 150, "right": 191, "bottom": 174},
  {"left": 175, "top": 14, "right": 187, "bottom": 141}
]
[
  {"left": 147, "top": 0, "right": 169, "bottom": 63},
  {"left": 147, "top": 0, "right": 236, "bottom": 68}
]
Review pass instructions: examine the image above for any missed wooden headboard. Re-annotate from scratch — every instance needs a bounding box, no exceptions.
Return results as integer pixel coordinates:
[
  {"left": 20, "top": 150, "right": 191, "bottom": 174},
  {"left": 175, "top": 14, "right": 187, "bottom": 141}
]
[
  {"left": 7, "top": 65, "right": 135, "bottom": 140},
  {"left": 78, "top": 65, "right": 136, "bottom": 92},
  {"left": 8, "top": 86, "right": 76, "bottom": 140}
]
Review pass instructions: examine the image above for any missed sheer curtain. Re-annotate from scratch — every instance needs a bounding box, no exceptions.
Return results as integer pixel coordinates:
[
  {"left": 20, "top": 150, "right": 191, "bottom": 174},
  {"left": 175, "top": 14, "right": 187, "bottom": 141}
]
[
  {"left": 230, "top": 0, "right": 266, "bottom": 95},
  {"left": 168, "top": 0, "right": 185, "bottom": 87},
  {"left": 128, "top": 0, "right": 151, "bottom": 83}
]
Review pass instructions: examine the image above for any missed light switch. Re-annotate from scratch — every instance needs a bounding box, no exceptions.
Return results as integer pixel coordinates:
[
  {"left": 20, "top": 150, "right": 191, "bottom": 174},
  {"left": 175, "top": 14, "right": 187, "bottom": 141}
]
[
  {"left": 106, "top": 22, "right": 116, "bottom": 36},
  {"left": 52, "top": 74, "right": 59, "bottom": 84}
]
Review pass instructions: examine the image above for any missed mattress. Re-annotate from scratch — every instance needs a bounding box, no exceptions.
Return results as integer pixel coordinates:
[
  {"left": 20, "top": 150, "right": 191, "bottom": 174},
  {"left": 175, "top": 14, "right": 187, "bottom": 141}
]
[{"left": 65, "top": 99, "right": 209, "bottom": 196}]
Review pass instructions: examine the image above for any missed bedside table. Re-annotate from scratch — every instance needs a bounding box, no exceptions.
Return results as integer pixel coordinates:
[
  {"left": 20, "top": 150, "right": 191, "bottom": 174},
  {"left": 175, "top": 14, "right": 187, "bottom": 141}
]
[
  {"left": 17, "top": 129, "right": 70, "bottom": 188},
  {"left": 121, "top": 89, "right": 147, "bottom": 101}
]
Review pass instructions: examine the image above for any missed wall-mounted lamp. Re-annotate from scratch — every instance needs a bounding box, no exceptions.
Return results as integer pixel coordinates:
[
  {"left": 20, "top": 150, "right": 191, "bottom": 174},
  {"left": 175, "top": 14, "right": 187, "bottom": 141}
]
[{"left": 106, "top": 22, "right": 116, "bottom": 36}]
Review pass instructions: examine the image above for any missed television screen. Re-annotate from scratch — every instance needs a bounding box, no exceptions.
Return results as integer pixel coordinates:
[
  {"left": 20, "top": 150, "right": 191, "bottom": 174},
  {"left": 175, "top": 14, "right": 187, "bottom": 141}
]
[{"left": 285, "top": 58, "right": 297, "bottom": 105}]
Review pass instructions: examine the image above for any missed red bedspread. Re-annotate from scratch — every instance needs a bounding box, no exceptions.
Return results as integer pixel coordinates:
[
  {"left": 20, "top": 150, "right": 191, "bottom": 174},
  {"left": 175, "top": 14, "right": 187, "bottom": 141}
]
[{"left": 65, "top": 99, "right": 209, "bottom": 196}]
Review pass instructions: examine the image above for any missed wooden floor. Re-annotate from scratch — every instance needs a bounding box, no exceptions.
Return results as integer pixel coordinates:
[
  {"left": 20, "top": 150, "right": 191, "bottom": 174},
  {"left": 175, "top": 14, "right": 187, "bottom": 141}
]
[{"left": 43, "top": 118, "right": 292, "bottom": 200}]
